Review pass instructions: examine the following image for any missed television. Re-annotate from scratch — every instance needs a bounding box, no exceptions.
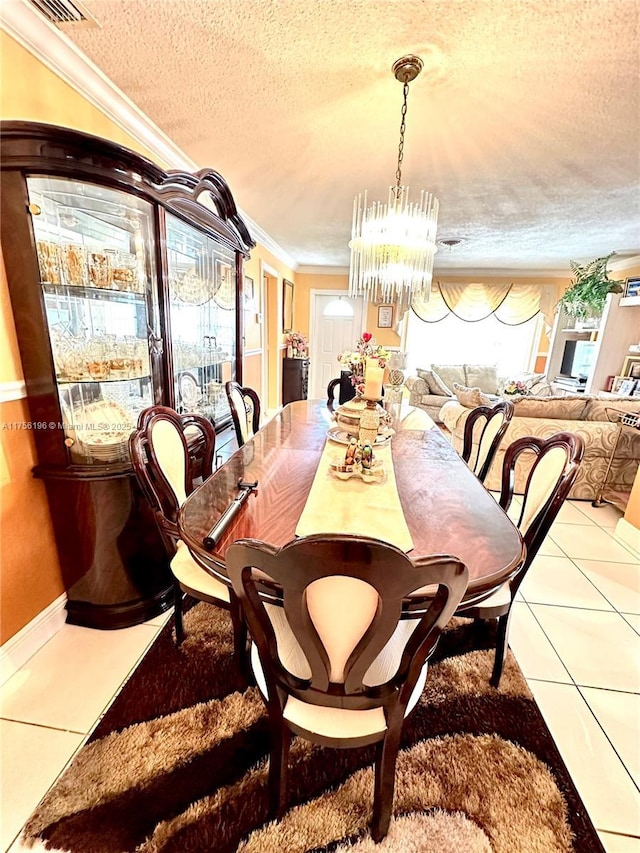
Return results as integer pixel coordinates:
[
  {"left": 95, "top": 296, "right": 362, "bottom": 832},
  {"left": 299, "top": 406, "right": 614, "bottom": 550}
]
[{"left": 560, "top": 340, "right": 596, "bottom": 378}]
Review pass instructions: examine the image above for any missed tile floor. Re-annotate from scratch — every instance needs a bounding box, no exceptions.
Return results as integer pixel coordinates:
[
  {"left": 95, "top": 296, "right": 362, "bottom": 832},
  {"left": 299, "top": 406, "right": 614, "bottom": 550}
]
[{"left": 1, "top": 499, "right": 639, "bottom": 852}]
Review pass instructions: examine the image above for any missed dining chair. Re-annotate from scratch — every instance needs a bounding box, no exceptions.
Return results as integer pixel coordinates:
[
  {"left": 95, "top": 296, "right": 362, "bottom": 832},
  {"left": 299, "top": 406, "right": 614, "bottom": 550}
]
[
  {"left": 463, "top": 431, "right": 584, "bottom": 687},
  {"left": 326, "top": 377, "right": 340, "bottom": 408},
  {"left": 461, "top": 400, "right": 514, "bottom": 483},
  {"left": 226, "top": 534, "right": 468, "bottom": 841},
  {"left": 225, "top": 381, "right": 261, "bottom": 447},
  {"left": 129, "top": 406, "right": 246, "bottom": 667}
]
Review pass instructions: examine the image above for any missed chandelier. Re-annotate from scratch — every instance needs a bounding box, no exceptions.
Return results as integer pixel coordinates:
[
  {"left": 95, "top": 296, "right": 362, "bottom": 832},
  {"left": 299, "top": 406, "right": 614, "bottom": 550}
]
[{"left": 349, "top": 55, "right": 439, "bottom": 303}]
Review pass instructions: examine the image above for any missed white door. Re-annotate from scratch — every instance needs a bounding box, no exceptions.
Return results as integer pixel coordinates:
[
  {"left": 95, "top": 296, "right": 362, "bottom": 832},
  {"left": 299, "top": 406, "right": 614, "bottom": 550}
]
[{"left": 309, "top": 293, "right": 365, "bottom": 400}]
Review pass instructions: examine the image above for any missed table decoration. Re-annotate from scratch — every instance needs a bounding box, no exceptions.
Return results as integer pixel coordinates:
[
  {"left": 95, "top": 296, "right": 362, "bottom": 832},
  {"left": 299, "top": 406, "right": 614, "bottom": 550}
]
[
  {"left": 337, "top": 331, "right": 389, "bottom": 396},
  {"left": 502, "top": 379, "right": 530, "bottom": 397},
  {"left": 326, "top": 425, "right": 391, "bottom": 445},
  {"left": 296, "top": 439, "right": 413, "bottom": 551},
  {"left": 358, "top": 398, "right": 381, "bottom": 443},
  {"left": 329, "top": 438, "right": 385, "bottom": 482}
]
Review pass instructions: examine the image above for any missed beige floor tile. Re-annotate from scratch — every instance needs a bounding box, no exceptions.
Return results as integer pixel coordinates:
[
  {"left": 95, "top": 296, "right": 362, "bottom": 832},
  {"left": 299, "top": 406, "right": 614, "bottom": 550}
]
[
  {"left": 572, "top": 500, "right": 624, "bottom": 527},
  {"left": 508, "top": 602, "right": 572, "bottom": 683},
  {"left": 555, "top": 500, "right": 597, "bottom": 525},
  {"left": 580, "top": 687, "right": 640, "bottom": 786},
  {"left": 548, "top": 525, "right": 640, "bottom": 564},
  {"left": 538, "top": 534, "right": 566, "bottom": 557},
  {"left": 574, "top": 559, "right": 640, "bottom": 615},
  {"left": 520, "top": 555, "right": 613, "bottom": 610},
  {"left": 0, "top": 719, "right": 84, "bottom": 851},
  {"left": 0, "top": 623, "right": 158, "bottom": 733},
  {"left": 144, "top": 608, "right": 173, "bottom": 628},
  {"left": 528, "top": 681, "right": 640, "bottom": 837},
  {"left": 598, "top": 832, "right": 640, "bottom": 852},
  {"left": 530, "top": 605, "right": 640, "bottom": 692},
  {"left": 623, "top": 614, "right": 640, "bottom": 635}
]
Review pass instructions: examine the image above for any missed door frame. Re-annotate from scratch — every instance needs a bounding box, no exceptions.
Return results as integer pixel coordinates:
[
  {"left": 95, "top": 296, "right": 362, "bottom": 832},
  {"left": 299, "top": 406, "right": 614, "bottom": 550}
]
[
  {"left": 260, "top": 259, "right": 281, "bottom": 411},
  {"left": 309, "top": 289, "right": 367, "bottom": 398}
]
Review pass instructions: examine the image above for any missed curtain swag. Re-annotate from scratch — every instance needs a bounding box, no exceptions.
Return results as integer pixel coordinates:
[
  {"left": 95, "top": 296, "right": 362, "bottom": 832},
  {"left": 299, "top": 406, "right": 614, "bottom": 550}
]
[{"left": 411, "top": 282, "right": 556, "bottom": 326}]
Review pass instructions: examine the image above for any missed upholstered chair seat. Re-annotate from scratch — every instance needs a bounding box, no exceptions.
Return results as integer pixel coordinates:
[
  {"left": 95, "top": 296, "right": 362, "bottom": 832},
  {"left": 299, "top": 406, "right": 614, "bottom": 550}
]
[
  {"left": 226, "top": 535, "right": 468, "bottom": 842},
  {"left": 463, "top": 431, "right": 584, "bottom": 686},
  {"left": 250, "top": 605, "right": 426, "bottom": 741},
  {"left": 129, "top": 406, "right": 246, "bottom": 671},
  {"left": 170, "top": 541, "right": 231, "bottom": 604}
]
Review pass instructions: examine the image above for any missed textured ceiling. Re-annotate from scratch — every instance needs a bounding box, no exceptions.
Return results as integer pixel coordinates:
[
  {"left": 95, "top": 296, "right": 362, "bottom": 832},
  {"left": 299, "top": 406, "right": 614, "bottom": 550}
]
[{"left": 61, "top": 0, "right": 639, "bottom": 272}]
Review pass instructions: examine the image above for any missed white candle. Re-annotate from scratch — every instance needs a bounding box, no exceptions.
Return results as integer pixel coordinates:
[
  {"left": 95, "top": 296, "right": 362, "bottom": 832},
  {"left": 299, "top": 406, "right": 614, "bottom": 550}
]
[{"left": 363, "top": 358, "right": 384, "bottom": 400}]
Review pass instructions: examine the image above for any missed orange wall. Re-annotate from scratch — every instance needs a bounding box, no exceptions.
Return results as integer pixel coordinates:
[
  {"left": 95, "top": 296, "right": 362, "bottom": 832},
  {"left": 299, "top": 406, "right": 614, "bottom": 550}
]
[
  {"left": 0, "top": 32, "right": 172, "bottom": 643},
  {"left": 294, "top": 273, "right": 402, "bottom": 349},
  {"left": 0, "top": 34, "right": 299, "bottom": 642}
]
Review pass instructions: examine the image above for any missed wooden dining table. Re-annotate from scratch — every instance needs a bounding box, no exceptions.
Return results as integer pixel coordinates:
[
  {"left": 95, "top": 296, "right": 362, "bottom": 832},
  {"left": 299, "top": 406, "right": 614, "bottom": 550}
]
[{"left": 179, "top": 400, "right": 525, "bottom": 611}]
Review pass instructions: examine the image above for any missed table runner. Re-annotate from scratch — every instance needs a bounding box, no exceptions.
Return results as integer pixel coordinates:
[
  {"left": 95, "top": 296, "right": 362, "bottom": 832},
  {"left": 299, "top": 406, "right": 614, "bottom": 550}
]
[{"left": 295, "top": 438, "right": 414, "bottom": 552}]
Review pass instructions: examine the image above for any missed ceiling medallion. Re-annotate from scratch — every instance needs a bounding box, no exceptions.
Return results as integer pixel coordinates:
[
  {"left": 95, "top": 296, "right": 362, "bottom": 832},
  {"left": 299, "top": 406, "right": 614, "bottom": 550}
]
[{"left": 349, "top": 55, "right": 439, "bottom": 304}]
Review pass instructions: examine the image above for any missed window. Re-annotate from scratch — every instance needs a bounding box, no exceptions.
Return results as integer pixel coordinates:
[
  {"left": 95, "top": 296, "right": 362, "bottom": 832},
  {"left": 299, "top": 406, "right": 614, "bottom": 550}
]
[{"left": 406, "top": 311, "right": 542, "bottom": 377}]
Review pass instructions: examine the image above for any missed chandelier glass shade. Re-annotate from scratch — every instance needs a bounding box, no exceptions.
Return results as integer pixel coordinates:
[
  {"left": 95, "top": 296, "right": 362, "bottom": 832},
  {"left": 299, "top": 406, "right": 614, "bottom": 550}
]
[{"left": 349, "top": 55, "right": 439, "bottom": 303}]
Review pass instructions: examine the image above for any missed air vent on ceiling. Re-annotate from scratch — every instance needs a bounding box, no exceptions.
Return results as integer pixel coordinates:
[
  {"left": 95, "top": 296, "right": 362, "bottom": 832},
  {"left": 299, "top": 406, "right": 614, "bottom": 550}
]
[{"left": 28, "top": 0, "right": 99, "bottom": 27}]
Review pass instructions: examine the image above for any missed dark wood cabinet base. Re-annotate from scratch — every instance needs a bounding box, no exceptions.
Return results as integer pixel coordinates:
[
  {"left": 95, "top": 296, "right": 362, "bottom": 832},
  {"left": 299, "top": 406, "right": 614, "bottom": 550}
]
[
  {"left": 65, "top": 587, "right": 173, "bottom": 630},
  {"left": 40, "top": 470, "right": 174, "bottom": 630}
]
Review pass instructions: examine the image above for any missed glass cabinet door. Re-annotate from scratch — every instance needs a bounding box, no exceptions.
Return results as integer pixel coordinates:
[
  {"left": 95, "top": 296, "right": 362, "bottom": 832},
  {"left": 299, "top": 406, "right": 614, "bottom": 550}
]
[
  {"left": 27, "top": 177, "right": 158, "bottom": 465},
  {"left": 165, "top": 212, "right": 236, "bottom": 425}
]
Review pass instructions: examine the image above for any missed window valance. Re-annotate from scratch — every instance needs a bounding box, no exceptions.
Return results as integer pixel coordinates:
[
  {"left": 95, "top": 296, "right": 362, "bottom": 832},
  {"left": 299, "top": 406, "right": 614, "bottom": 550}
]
[{"left": 411, "top": 282, "right": 557, "bottom": 326}]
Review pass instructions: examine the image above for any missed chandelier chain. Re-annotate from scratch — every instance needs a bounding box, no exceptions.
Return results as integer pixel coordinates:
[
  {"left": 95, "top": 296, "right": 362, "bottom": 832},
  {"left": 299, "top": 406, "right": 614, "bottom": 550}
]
[{"left": 394, "top": 81, "right": 410, "bottom": 200}]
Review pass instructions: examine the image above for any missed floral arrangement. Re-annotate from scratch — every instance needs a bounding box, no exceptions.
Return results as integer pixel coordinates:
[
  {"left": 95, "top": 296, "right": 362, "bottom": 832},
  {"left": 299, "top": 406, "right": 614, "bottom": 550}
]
[
  {"left": 286, "top": 331, "right": 308, "bottom": 356},
  {"left": 338, "top": 332, "right": 389, "bottom": 395},
  {"left": 502, "top": 379, "right": 530, "bottom": 397}
]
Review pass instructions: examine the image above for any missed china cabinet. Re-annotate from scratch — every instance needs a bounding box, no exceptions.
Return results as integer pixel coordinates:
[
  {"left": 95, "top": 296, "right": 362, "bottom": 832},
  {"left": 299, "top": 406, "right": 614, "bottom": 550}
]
[{"left": 1, "top": 122, "right": 254, "bottom": 628}]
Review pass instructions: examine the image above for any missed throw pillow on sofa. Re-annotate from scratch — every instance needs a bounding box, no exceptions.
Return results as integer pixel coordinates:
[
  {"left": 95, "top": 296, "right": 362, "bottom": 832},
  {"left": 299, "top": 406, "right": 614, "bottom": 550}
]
[
  {"left": 417, "top": 368, "right": 453, "bottom": 396},
  {"left": 453, "top": 382, "right": 493, "bottom": 408},
  {"left": 464, "top": 364, "right": 499, "bottom": 395},
  {"left": 431, "top": 364, "right": 466, "bottom": 393}
]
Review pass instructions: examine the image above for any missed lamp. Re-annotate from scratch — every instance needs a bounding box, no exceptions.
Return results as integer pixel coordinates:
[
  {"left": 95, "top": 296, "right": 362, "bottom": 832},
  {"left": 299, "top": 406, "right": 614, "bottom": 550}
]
[{"left": 349, "top": 55, "right": 439, "bottom": 304}]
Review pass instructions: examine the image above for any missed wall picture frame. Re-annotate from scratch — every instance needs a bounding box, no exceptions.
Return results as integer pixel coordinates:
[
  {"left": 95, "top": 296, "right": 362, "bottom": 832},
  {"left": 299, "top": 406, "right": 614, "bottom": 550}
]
[
  {"left": 621, "top": 354, "right": 640, "bottom": 378},
  {"left": 617, "top": 378, "right": 637, "bottom": 397},
  {"left": 243, "top": 275, "right": 255, "bottom": 308},
  {"left": 283, "top": 279, "right": 294, "bottom": 332},
  {"left": 377, "top": 304, "right": 393, "bottom": 328},
  {"left": 624, "top": 277, "right": 640, "bottom": 298}
]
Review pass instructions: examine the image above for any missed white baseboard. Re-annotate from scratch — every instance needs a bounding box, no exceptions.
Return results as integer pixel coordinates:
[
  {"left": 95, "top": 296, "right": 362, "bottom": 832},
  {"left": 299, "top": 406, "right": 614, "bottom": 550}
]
[
  {"left": 614, "top": 517, "right": 640, "bottom": 557},
  {"left": 0, "top": 593, "right": 67, "bottom": 686}
]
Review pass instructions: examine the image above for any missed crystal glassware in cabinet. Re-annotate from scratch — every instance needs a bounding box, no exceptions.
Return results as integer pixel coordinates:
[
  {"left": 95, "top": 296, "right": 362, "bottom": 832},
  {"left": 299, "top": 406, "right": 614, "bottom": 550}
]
[
  {"left": 165, "top": 212, "right": 238, "bottom": 426},
  {"left": 1, "top": 121, "right": 254, "bottom": 630},
  {"left": 27, "top": 175, "right": 158, "bottom": 464}
]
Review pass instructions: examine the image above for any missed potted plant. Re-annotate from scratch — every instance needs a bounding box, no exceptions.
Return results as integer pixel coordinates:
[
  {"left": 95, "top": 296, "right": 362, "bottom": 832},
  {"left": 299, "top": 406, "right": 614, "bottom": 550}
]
[{"left": 557, "top": 252, "right": 624, "bottom": 322}]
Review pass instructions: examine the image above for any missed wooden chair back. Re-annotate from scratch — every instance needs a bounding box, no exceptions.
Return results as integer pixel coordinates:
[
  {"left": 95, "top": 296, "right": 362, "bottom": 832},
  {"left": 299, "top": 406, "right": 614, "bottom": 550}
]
[
  {"left": 499, "top": 431, "right": 584, "bottom": 586},
  {"left": 227, "top": 535, "right": 468, "bottom": 716},
  {"left": 326, "top": 377, "right": 340, "bottom": 409},
  {"left": 462, "top": 400, "right": 514, "bottom": 482},
  {"left": 129, "top": 405, "right": 215, "bottom": 541},
  {"left": 225, "top": 381, "right": 261, "bottom": 447}
]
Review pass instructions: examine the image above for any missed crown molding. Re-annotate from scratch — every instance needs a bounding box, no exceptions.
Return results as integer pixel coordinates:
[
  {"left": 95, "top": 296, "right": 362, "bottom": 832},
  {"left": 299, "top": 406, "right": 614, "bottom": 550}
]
[
  {"left": 434, "top": 266, "right": 571, "bottom": 278},
  {"left": 609, "top": 254, "right": 640, "bottom": 273},
  {"left": 297, "top": 264, "right": 572, "bottom": 278},
  {"left": 0, "top": 0, "right": 297, "bottom": 271},
  {"left": 296, "top": 265, "right": 350, "bottom": 276}
]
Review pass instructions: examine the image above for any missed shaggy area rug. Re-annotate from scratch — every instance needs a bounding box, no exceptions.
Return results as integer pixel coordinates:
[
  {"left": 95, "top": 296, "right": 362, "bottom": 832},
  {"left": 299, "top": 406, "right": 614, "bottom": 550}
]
[{"left": 23, "top": 606, "right": 604, "bottom": 852}]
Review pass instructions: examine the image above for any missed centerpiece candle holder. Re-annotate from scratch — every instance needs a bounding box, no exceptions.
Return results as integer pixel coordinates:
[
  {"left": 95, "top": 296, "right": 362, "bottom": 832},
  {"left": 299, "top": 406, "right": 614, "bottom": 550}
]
[{"left": 359, "top": 398, "right": 381, "bottom": 444}]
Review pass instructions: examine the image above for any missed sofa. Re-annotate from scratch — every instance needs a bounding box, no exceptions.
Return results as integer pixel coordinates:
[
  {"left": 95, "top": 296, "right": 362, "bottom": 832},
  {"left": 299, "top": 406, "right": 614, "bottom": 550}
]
[
  {"left": 405, "top": 364, "right": 550, "bottom": 423},
  {"left": 440, "top": 394, "right": 640, "bottom": 500}
]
